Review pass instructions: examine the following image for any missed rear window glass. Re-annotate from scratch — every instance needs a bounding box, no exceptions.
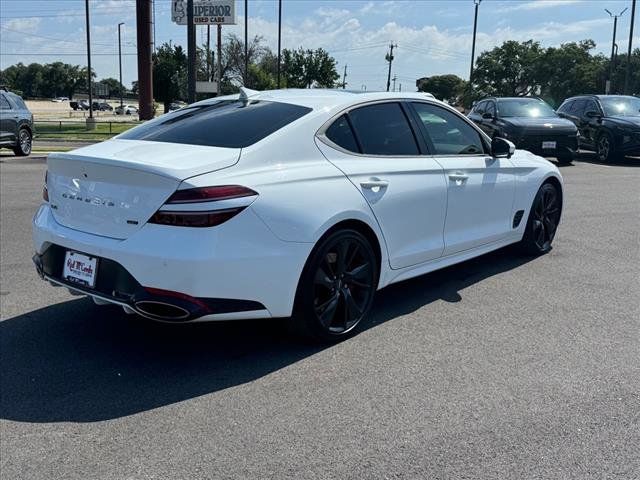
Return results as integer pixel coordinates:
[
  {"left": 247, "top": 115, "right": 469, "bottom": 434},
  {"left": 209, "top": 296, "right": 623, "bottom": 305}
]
[{"left": 119, "top": 100, "right": 312, "bottom": 148}]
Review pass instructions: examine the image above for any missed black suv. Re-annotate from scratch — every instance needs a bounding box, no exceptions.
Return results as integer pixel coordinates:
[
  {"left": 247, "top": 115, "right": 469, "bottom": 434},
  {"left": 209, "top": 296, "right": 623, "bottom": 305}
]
[
  {"left": 557, "top": 95, "right": 640, "bottom": 162},
  {"left": 468, "top": 97, "right": 578, "bottom": 163},
  {"left": 0, "top": 88, "right": 34, "bottom": 156}
]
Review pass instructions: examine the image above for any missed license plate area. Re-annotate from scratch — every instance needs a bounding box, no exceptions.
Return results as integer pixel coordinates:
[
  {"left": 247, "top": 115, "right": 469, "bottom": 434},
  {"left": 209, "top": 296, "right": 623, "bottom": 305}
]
[
  {"left": 542, "top": 141, "right": 557, "bottom": 149},
  {"left": 63, "top": 251, "right": 98, "bottom": 288}
]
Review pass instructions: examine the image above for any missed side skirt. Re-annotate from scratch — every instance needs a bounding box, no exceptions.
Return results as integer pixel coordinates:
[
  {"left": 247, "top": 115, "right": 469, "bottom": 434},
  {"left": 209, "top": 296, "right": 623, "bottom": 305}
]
[{"left": 380, "top": 235, "right": 522, "bottom": 287}]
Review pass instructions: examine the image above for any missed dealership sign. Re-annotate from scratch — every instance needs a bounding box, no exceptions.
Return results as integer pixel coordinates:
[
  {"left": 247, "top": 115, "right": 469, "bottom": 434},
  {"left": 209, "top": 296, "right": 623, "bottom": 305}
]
[{"left": 172, "top": 0, "right": 237, "bottom": 25}]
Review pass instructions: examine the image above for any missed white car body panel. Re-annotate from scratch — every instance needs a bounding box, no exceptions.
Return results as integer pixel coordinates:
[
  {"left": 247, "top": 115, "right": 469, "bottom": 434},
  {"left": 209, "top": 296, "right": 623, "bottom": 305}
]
[{"left": 33, "top": 89, "right": 563, "bottom": 322}]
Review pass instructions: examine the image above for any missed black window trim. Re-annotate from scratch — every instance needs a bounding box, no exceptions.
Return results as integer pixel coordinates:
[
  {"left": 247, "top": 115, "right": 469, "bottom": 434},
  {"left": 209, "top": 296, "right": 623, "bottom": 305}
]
[
  {"left": 406, "top": 100, "right": 491, "bottom": 157},
  {"left": 316, "top": 99, "right": 427, "bottom": 158}
]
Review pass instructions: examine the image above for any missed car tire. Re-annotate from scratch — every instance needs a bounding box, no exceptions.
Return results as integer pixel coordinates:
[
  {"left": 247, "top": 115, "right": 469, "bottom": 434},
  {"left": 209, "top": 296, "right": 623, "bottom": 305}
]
[
  {"left": 518, "top": 182, "right": 561, "bottom": 256},
  {"left": 290, "top": 229, "right": 378, "bottom": 342},
  {"left": 12, "top": 128, "right": 32, "bottom": 157},
  {"left": 596, "top": 131, "right": 621, "bottom": 163}
]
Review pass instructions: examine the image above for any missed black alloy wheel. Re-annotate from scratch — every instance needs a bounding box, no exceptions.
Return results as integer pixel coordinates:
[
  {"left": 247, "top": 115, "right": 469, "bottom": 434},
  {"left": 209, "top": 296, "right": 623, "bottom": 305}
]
[
  {"left": 519, "top": 182, "right": 561, "bottom": 255},
  {"left": 596, "top": 131, "right": 615, "bottom": 163},
  {"left": 293, "top": 229, "right": 377, "bottom": 341}
]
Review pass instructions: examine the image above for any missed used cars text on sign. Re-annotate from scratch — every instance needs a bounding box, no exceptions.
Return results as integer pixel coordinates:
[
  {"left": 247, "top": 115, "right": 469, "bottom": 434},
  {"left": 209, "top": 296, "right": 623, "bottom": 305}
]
[{"left": 171, "top": 0, "right": 237, "bottom": 25}]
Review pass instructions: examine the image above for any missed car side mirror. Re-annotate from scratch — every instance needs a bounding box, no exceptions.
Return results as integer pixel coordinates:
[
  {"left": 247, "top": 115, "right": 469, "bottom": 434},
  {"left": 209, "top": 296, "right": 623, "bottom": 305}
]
[
  {"left": 482, "top": 112, "right": 494, "bottom": 120},
  {"left": 585, "top": 110, "right": 601, "bottom": 118},
  {"left": 492, "top": 137, "right": 515, "bottom": 159}
]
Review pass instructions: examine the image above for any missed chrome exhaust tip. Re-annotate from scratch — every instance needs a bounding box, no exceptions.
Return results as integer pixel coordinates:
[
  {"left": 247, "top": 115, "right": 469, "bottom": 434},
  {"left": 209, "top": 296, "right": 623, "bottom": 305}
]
[{"left": 134, "top": 300, "right": 191, "bottom": 321}]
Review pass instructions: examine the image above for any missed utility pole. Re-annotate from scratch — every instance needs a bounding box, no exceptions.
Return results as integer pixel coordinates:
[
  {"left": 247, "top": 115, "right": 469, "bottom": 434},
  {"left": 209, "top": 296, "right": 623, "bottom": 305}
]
[
  {"left": 85, "top": 0, "right": 94, "bottom": 126},
  {"left": 217, "top": 24, "right": 222, "bottom": 95},
  {"left": 342, "top": 64, "right": 348, "bottom": 89},
  {"left": 187, "top": 0, "right": 196, "bottom": 103},
  {"left": 136, "top": 0, "right": 153, "bottom": 119},
  {"left": 385, "top": 42, "right": 397, "bottom": 92},
  {"left": 392, "top": 75, "right": 397, "bottom": 92},
  {"left": 207, "top": 25, "right": 211, "bottom": 81},
  {"left": 118, "top": 22, "right": 124, "bottom": 110},
  {"left": 624, "top": 0, "right": 636, "bottom": 94},
  {"left": 606, "top": 7, "right": 628, "bottom": 94},
  {"left": 399, "top": 83, "right": 402, "bottom": 92},
  {"left": 469, "top": 0, "right": 482, "bottom": 84},
  {"left": 152, "top": 0, "right": 156, "bottom": 54},
  {"left": 244, "top": 0, "right": 248, "bottom": 86},
  {"left": 277, "top": 0, "right": 282, "bottom": 88}
]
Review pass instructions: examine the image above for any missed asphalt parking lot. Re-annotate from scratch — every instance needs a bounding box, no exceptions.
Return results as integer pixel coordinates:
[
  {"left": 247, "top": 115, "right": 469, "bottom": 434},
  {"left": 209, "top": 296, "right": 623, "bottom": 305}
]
[{"left": 1, "top": 153, "right": 639, "bottom": 479}]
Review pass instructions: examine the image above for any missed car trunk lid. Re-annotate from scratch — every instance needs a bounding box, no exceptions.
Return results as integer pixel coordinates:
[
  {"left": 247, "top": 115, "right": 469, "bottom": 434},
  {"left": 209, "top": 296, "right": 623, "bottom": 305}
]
[{"left": 46, "top": 139, "right": 240, "bottom": 239}]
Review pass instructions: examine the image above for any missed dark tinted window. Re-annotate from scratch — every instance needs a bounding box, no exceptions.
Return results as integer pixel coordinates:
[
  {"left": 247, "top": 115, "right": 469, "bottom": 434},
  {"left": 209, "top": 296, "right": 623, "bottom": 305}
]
[
  {"left": 474, "top": 101, "right": 486, "bottom": 114},
  {"left": 119, "top": 100, "right": 312, "bottom": 148},
  {"left": 486, "top": 101, "right": 496, "bottom": 116},
  {"left": 570, "top": 99, "right": 587, "bottom": 115},
  {"left": 8, "top": 93, "right": 27, "bottom": 110},
  {"left": 348, "top": 103, "right": 418, "bottom": 155},
  {"left": 557, "top": 100, "right": 574, "bottom": 114},
  {"left": 412, "top": 102, "right": 485, "bottom": 155},
  {"left": 0, "top": 94, "right": 10, "bottom": 110},
  {"left": 583, "top": 99, "right": 600, "bottom": 116},
  {"left": 325, "top": 114, "right": 359, "bottom": 152}
]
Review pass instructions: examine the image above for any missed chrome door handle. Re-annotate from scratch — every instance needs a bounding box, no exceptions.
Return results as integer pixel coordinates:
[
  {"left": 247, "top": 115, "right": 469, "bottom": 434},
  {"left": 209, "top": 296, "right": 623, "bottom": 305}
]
[
  {"left": 360, "top": 179, "right": 389, "bottom": 190},
  {"left": 448, "top": 173, "right": 469, "bottom": 182}
]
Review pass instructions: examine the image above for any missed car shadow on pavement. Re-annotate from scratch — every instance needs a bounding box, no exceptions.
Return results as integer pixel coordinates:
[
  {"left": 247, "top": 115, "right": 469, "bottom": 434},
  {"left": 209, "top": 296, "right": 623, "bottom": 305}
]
[{"left": 0, "top": 246, "right": 535, "bottom": 424}]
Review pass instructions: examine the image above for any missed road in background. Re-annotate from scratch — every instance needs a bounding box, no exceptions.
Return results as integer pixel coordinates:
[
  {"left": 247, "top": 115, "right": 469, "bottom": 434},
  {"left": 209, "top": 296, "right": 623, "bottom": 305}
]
[{"left": 1, "top": 156, "right": 639, "bottom": 479}]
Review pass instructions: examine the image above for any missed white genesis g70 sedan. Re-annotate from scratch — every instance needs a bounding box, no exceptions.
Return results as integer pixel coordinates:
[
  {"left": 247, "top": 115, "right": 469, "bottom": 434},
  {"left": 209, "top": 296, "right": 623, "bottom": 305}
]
[{"left": 33, "top": 89, "right": 563, "bottom": 341}]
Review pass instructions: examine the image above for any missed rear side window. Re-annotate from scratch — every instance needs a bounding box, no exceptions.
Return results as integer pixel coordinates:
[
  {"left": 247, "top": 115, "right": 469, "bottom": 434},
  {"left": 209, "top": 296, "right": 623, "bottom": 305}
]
[
  {"left": 348, "top": 103, "right": 419, "bottom": 155},
  {"left": 0, "top": 95, "right": 10, "bottom": 110},
  {"left": 325, "top": 114, "right": 359, "bottom": 152},
  {"left": 119, "top": 100, "right": 312, "bottom": 148},
  {"left": 8, "top": 94, "right": 27, "bottom": 110}
]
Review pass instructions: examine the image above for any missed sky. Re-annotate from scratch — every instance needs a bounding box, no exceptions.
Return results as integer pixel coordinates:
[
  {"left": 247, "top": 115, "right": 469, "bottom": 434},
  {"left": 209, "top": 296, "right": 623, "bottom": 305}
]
[{"left": 0, "top": 0, "right": 638, "bottom": 91}]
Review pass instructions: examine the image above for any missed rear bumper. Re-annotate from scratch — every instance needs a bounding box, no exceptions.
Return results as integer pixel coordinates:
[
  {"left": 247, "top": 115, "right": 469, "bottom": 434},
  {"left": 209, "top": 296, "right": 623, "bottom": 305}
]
[{"left": 32, "top": 203, "right": 312, "bottom": 320}]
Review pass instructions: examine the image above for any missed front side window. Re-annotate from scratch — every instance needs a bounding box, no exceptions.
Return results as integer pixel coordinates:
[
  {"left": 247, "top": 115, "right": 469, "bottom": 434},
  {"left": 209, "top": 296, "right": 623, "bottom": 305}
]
[
  {"left": 570, "top": 99, "right": 587, "bottom": 116},
  {"left": 557, "top": 100, "right": 574, "bottom": 114},
  {"left": 412, "top": 102, "right": 485, "bottom": 155},
  {"left": 474, "top": 101, "right": 486, "bottom": 114},
  {"left": 347, "top": 102, "right": 419, "bottom": 155},
  {"left": 486, "top": 102, "right": 496, "bottom": 117},
  {"left": 119, "top": 100, "right": 312, "bottom": 148}
]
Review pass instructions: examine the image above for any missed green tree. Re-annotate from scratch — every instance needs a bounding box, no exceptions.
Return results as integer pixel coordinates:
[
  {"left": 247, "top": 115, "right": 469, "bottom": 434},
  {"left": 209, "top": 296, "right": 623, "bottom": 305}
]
[
  {"left": 473, "top": 40, "right": 546, "bottom": 98},
  {"left": 153, "top": 42, "right": 187, "bottom": 112},
  {"left": 98, "top": 77, "right": 126, "bottom": 99},
  {"left": 417, "top": 74, "right": 467, "bottom": 103},
  {"left": 282, "top": 48, "right": 339, "bottom": 88}
]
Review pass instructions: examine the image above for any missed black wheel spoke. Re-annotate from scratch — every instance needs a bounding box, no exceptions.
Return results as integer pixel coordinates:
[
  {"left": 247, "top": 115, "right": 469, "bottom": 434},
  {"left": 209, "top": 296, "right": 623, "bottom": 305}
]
[
  {"left": 314, "top": 266, "right": 333, "bottom": 289},
  {"left": 316, "top": 295, "right": 339, "bottom": 327},
  {"left": 336, "top": 240, "right": 349, "bottom": 275},
  {"left": 343, "top": 288, "right": 362, "bottom": 325}
]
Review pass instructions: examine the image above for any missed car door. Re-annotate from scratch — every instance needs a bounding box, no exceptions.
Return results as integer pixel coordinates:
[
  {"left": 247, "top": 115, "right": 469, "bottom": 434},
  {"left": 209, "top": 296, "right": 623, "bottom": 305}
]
[
  {"left": 566, "top": 99, "right": 589, "bottom": 147},
  {"left": 316, "top": 101, "right": 448, "bottom": 269},
  {"left": 480, "top": 101, "right": 498, "bottom": 136},
  {"left": 0, "top": 93, "right": 17, "bottom": 144},
  {"left": 409, "top": 101, "right": 516, "bottom": 256},
  {"left": 580, "top": 98, "right": 602, "bottom": 147}
]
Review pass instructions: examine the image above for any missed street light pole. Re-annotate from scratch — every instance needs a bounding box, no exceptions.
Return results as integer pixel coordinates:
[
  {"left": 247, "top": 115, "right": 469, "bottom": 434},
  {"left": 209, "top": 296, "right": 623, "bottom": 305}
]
[
  {"left": 469, "top": 0, "right": 482, "bottom": 85},
  {"left": 118, "top": 22, "right": 124, "bottom": 110},
  {"left": 624, "top": 0, "right": 636, "bottom": 94},
  {"left": 605, "top": 7, "right": 628, "bottom": 94},
  {"left": 85, "top": 0, "right": 94, "bottom": 123},
  {"left": 277, "top": 0, "right": 282, "bottom": 88}
]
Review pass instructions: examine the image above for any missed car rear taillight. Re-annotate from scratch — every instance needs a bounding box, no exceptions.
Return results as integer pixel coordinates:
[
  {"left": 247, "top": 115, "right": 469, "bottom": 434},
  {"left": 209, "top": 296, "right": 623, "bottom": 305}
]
[
  {"left": 42, "top": 170, "right": 49, "bottom": 202},
  {"left": 149, "top": 185, "right": 258, "bottom": 228},
  {"left": 166, "top": 185, "right": 258, "bottom": 204}
]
